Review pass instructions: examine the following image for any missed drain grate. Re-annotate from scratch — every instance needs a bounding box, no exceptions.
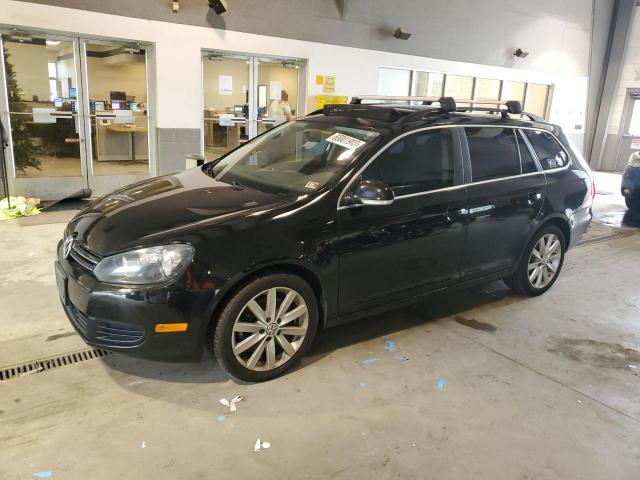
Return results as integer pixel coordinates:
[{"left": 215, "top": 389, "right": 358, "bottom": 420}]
[{"left": 0, "top": 348, "right": 112, "bottom": 382}]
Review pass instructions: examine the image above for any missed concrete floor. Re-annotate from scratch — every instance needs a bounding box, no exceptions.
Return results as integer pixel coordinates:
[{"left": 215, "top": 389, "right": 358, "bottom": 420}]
[{"left": 1, "top": 172, "right": 639, "bottom": 479}]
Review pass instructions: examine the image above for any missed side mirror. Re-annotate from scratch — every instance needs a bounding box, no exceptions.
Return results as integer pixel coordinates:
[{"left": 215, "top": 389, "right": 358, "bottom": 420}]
[{"left": 346, "top": 179, "right": 394, "bottom": 207}]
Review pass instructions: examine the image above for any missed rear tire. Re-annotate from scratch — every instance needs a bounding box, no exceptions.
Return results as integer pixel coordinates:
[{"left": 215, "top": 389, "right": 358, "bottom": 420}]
[
  {"left": 625, "top": 197, "right": 640, "bottom": 212},
  {"left": 212, "top": 273, "right": 318, "bottom": 382},
  {"left": 504, "top": 225, "right": 566, "bottom": 296}
]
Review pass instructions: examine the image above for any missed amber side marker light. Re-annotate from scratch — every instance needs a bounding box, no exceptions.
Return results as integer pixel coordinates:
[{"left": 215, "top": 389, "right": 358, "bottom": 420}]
[{"left": 155, "top": 323, "right": 189, "bottom": 333}]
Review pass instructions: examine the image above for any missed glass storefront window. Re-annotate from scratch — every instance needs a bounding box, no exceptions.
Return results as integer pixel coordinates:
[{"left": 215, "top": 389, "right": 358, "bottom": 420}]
[
  {"left": 475, "top": 78, "right": 500, "bottom": 100},
  {"left": 501, "top": 81, "right": 526, "bottom": 103},
  {"left": 375, "top": 70, "right": 552, "bottom": 118},
  {"left": 524, "top": 84, "right": 549, "bottom": 117},
  {"left": 412, "top": 71, "right": 444, "bottom": 98},
  {"left": 378, "top": 67, "right": 411, "bottom": 96}
]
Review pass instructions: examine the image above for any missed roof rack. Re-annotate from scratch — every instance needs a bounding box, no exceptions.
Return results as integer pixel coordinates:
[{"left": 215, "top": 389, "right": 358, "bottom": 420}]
[{"left": 349, "top": 96, "right": 542, "bottom": 121}]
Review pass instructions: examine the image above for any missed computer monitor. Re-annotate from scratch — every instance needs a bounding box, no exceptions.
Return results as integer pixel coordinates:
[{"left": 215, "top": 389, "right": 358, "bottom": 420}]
[
  {"left": 69, "top": 87, "right": 77, "bottom": 99},
  {"left": 111, "top": 100, "right": 122, "bottom": 110},
  {"left": 110, "top": 91, "right": 126, "bottom": 102},
  {"left": 54, "top": 98, "right": 63, "bottom": 107}
]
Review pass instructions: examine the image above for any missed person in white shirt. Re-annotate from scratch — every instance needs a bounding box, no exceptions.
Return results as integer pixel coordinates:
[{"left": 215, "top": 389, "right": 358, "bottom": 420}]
[{"left": 268, "top": 90, "right": 293, "bottom": 125}]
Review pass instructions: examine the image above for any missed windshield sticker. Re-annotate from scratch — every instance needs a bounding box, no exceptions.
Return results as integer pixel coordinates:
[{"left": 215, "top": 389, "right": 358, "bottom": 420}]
[
  {"left": 326, "top": 132, "right": 366, "bottom": 150},
  {"left": 305, "top": 181, "right": 320, "bottom": 190}
]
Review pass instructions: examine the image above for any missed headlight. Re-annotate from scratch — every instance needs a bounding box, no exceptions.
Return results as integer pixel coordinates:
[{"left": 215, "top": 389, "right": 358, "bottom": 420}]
[
  {"left": 94, "top": 244, "right": 194, "bottom": 285},
  {"left": 628, "top": 152, "right": 640, "bottom": 168}
]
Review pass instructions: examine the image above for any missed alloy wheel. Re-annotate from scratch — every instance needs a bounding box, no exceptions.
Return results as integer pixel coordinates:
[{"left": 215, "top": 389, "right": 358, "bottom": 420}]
[
  {"left": 231, "top": 287, "right": 309, "bottom": 371},
  {"left": 527, "top": 233, "right": 562, "bottom": 289}
]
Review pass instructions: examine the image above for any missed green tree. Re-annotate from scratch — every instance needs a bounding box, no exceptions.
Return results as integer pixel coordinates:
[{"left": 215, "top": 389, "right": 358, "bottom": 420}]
[{"left": 3, "top": 47, "right": 41, "bottom": 172}]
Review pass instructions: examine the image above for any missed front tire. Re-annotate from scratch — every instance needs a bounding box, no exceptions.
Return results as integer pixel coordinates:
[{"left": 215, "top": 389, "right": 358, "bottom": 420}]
[
  {"left": 212, "top": 273, "right": 318, "bottom": 382},
  {"left": 504, "top": 225, "right": 566, "bottom": 296}
]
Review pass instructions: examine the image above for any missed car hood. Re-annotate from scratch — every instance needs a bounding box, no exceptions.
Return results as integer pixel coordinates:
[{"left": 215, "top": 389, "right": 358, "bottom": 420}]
[{"left": 67, "top": 168, "right": 293, "bottom": 256}]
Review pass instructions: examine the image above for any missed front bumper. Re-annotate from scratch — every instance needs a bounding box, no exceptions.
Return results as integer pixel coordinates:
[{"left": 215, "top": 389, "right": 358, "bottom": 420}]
[
  {"left": 55, "top": 240, "right": 216, "bottom": 361},
  {"left": 621, "top": 166, "right": 640, "bottom": 200}
]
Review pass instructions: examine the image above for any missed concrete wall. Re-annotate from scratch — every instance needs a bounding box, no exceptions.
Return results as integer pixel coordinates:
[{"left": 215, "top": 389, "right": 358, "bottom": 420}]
[{"left": 15, "top": 0, "right": 594, "bottom": 78}]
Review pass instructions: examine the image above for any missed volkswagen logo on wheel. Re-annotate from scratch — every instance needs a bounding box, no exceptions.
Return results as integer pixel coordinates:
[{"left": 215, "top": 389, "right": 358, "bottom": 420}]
[{"left": 63, "top": 235, "right": 75, "bottom": 259}]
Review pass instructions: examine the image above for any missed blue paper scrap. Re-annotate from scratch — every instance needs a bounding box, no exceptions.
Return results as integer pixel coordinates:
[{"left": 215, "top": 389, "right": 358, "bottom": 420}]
[
  {"left": 362, "top": 357, "right": 380, "bottom": 365},
  {"left": 384, "top": 340, "right": 397, "bottom": 353},
  {"left": 33, "top": 471, "right": 52, "bottom": 479},
  {"left": 436, "top": 377, "right": 446, "bottom": 391},
  {"left": 217, "top": 415, "right": 226, "bottom": 422}
]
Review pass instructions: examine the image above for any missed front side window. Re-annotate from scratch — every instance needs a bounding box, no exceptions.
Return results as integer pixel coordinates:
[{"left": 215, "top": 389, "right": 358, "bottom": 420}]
[
  {"left": 204, "top": 121, "right": 381, "bottom": 194},
  {"left": 466, "top": 127, "right": 520, "bottom": 182},
  {"left": 523, "top": 130, "right": 569, "bottom": 170},
  {"left": 360, "top": 129, "right": 455, "bottom": 196}
]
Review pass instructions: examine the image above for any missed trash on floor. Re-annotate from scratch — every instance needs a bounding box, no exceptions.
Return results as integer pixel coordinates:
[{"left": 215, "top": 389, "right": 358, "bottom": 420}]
[
  {"left": 254, "top": 438, "right": 271, "bottom": 452},
  {"left": 0, "top": 196, "right": 41, "bottom": 221},
  {"left": 359, "top": 382, "right": 368, "bottom": 388},
  {"left": 385, "top": 340, "right": 397, "bottom": 353},
  {"left": 141, "top": 441, "right": 146, "bottom": 448},
  {"left": 362, "top": 357, "right": 380, "bottom": 365},
  {"left": 219, "top": 395, "right": 244, "bottom": 413},
  {"left": 436, "top": 377, "right": 446, "bottom": 391},
  {"left": 628, "top": 364, "right": 637, "bottom": 370},
  {"left": 33, "top": 470, "right": 52, "bottom": 478},
  {"left": 217, "top": 415, "right": 226, "bottom": 422},
  {"left": 394, "top": 353, "right": 410, "bottom": 362}
]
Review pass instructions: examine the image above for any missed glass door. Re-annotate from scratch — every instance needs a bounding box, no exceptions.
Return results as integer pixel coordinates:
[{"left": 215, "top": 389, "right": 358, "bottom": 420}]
[
  {"left": 80, "top": 39, "right": 151, "bottom": 195},
  {"left": 0, "top": 31, "right": 88, "bottom": 199},
  {"left": 256, "top": 58, "right": 300, "bottom": 135},
  {"left": 202, "top": 53, "right": 250, "bottom": 162},
  {"left": 200, "top": 52, "right": 304, "bottom": 162}
]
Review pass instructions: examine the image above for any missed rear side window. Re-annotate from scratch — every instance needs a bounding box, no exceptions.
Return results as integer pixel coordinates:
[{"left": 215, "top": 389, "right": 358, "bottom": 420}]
[
  {"left": 466, "top": 127, "right": 520, "bottom": 182},
  {"left": 523, "top": 130, "right": 569, "bottom": 170},
  {"left": 361, "top": 129, "right": 455, "bottom": 196},
  {"left": 516, "top": 130, "right": 538, "bottom": 173}
]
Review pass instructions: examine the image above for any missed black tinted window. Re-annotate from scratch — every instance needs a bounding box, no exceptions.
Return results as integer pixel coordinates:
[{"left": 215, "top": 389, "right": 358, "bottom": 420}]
[
  {"left": 361, "top": 129, "right": 454, "bottom": 196},
  {"left": 517, "top": 130, "right": 538, "bottom": 173},
  {"left": 524, "top": 130, "right": 569, "bottom": 170},
  {"left": 466, "top": 127, "right": 520, "bottom": 182}
]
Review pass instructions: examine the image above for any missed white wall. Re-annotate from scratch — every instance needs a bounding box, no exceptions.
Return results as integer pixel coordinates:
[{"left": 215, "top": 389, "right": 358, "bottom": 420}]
[{"left": 0, "top": 0, "right": 588, "bottom": 148}]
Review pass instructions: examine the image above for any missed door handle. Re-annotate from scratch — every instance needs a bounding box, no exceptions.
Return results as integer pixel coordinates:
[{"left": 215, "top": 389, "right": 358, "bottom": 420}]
[{"left": 445, "top": 207, "right": 469, "bottom": 223}]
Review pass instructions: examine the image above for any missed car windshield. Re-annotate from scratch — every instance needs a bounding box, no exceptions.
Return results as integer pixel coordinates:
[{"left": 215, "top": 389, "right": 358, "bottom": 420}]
[{"left": 203, "top": 120, "right": 381, "bottom": 194}]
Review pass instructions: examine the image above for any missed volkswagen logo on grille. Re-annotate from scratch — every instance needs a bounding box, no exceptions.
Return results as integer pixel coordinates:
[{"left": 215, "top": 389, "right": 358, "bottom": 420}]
[{"left": 63, "top": 235, "right": 75, "bottom": 259}]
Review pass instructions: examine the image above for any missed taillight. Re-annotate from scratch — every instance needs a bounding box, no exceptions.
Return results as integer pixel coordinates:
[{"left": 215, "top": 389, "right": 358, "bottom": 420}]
[{"left": 583, "top": 176, "right": 595, "bottom": 208}]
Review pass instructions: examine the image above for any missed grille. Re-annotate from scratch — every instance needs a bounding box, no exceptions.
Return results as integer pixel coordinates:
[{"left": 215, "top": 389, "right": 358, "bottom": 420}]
[
  {"left": 68, "top": 304, "right": 89, "bottom": 336},
  {"left": 0, "top": 348, "right": 112, "bottom": 382},
  {"left": 67, "top": 304, "right": 146, "bottom": 348},
  {"left": 69, "top": 243, "right": 101, "bottom": 271},
  {"left": 95, "top": 320, "right": 146, "bottom": 348}
]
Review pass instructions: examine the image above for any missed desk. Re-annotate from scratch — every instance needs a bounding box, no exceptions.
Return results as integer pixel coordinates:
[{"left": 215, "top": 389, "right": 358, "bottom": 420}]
[{"left": 107, "top": 125, "right": 148, "bottom": 161}]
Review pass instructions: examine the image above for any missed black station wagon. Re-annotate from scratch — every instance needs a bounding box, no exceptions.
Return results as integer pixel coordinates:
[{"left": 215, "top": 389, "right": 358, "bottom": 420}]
[{"left": 56, "top": 96, "right": 594, "bottom": 381}]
